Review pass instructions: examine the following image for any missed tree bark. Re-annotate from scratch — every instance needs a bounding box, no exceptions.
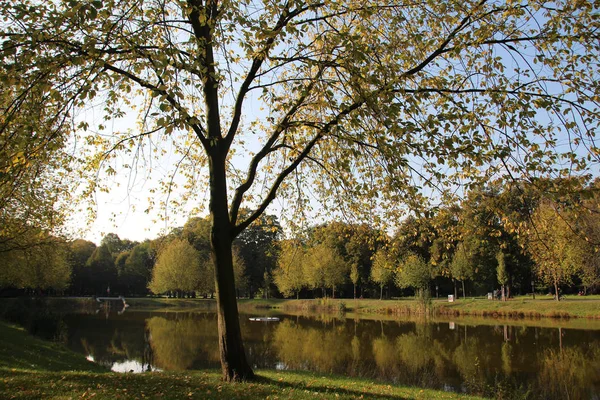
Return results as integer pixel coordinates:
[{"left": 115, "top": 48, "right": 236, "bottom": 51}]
[
  {"left": 554, "top": 280, "right": 560, "bottom": 302},
  {"left": 209, "top": 150, "right": 254, "bottom": 382},
  {"left": 461, "top": 280, "right": 466, "bottom": 299}
]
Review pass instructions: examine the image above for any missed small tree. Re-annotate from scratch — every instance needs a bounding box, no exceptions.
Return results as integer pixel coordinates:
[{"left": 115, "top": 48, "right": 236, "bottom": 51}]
[
  {"left": 86, "top": 244, "right": 118, "bottom": 295},
  {"left": 371, "top": 249, "right": 395, "bottom": 300},
  {"left": 395, "top": 253, "right": 432, "bottom": 300},
  {"left": 304, "top": 243, "right": 347, "bottom": 298},
  {"left": 526, "top": 201, "right": 585, "bottom": 301},
  {"left": 273, "top": 240, "right": 305, "bottom": 299},
  {"left": 350, "top": 264, "right": 360, "bottom": 299},
  {"left": 450, "top": 241, "right": 477, "bottom": 299},
  {"left": 148, "top": 238, "right": 201, "bottom": 296},
  {"left": 496, "top": 251, "right": 508, "bottom": 301}
]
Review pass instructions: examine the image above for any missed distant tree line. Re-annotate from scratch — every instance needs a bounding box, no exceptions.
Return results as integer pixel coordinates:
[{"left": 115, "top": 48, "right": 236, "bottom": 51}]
[
  {"left": 0, "top": 211, "right": 282, "bottom": 298},
  {"left": 1, "top": 179, "right": 598, "bottom": 300},
  {"left": 273, "top": 179, "right": 600, "bottom": 300}
]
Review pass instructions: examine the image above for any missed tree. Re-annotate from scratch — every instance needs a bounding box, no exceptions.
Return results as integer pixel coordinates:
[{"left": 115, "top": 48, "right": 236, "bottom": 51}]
[
  {"left": 350, "top": 264, "right": 360, "bottom": 300},
  {"left": 148, "top": 238, "right": 202, "bottom": 296},
  {"left": 575, "top": 181, "right": 600, "bottom": 294},
  {"left": 234, "top": 212, "right": 281, "bottom": 298},
  {"left": 3, "top": 0, "right": 599, "bottom": 381},
  {"left": 395, "top": 252, "right": 432, "bottom": 300},
  {"left": 371, "top": 249, "right": 395, "bottom": 300},
  {"left": 496, "top": 251, "right": 508, "bottom": 301},
  {"left": 526, "top": 200, "right": 585, "bottom": 301},
  {"left": 182, "top": 217, "right": 212, "bottom": 256},
  {"left": 311, "top": 222, "right": 380, "bottom": 298},
  {"left": 101, "top": 233, "right": 134, "bottom": 257},
  {"left": 304, "top": 242, "right": 348, "bottom": 298},
  {"left": 273, "top": 240, "right": 305, "bottom": 298},
  {"left": 320, "top": 246, "right": 348, "bottom": 299},
  {"left": 0, "top": 77, "right": 76, "bottom": 257},
  {"left": 86, "top": 243, "right": 118, "bottom": 295},
  {"left": 450, "top": 241, "right": 477, "bottom": 299},
  {"left": 121, "top": 242, "right": 155, "bottom": 295},
  {"left": 0, "top": 237, "right": 70, "bottom": 293},
  {"left": 68, "top": 239, "right": 97, "bottom": 295}
]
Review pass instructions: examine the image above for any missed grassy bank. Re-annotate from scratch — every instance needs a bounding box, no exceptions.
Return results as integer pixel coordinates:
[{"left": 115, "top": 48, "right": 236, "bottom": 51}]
[
  {"left": 6, "top": 295, "right": 599, "bottom": 320},
  {"left": 0, "top": 320, "right": 486, "bottom": 400},
  {"left": 236, "top": 297, "right": 600, "bottom": 319}
]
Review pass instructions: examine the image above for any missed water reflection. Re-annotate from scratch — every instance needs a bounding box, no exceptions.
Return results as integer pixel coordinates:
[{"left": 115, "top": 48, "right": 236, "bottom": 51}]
[
  {"left": 2, "top": 305, "right": 599, "bottom": 400},
  {"left": 538, "top": 346, "right": 600, "bottom": 400},
  {"left": 147, "top": 314, "right": 219, "bottom": 370}
]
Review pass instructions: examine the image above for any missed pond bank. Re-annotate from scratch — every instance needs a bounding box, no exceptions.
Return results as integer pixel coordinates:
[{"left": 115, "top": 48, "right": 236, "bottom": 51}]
[
  {"left": 238, "top": 297, "right": 600, "bottom": 319},
  {"left": 4, "top": 296, "right": 599, "bottom": 319},
  {"left": 0, "top": 320, "right": 486, "bottom": 400}
]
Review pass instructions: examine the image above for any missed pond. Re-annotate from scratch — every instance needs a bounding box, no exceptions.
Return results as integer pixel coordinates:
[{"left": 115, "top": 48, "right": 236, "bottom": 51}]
[{"left": 2, "top": 303, "right": 600, "bottom": 399}]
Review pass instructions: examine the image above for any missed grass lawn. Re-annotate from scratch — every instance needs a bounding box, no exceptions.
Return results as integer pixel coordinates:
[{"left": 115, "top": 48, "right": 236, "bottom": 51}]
[
  {"left": 12, "top": 295, "right": 598, "bottom": 320},
  {"left": 0, "top": 321, "right": 486, "bottom": 400},
  {"left": 237, "top": 296, "right": 600, "bottom": 319}
]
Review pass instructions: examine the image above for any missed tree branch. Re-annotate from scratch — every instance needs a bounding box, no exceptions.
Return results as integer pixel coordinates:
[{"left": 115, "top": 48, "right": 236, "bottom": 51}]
[
  {"left": 224, "top": 2, "right": 322, "bottom": 149},
  {"left": 229, "top": 68, "right": 324, "bottom": 226},
  {"left": 233, "top": 98, "right": 364, "bottom": 236}
]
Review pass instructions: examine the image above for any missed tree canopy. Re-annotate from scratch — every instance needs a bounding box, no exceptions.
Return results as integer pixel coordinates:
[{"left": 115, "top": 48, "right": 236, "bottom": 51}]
[{"left": 148, "top": 238, "right": 202, "bottom": 294}]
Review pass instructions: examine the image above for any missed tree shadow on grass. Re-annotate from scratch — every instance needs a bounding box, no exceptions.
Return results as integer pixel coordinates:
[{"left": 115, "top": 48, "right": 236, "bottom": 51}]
[
  {"left": 0, "top": 370, "right": 432, "bottom": 400},
  {"left": 254, "top": 373, "right": 419, "bottom": 400}
]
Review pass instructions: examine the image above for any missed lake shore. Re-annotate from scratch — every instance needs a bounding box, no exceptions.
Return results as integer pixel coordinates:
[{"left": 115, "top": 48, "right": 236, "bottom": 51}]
[
  {"left": 3, "top": 295, "right": 599, "bottom": 322},
  {"left": 0, "top": 320, "right": 486, "bottom": 400},
  {"left": 121, "top": 296, "right": 600, "bottom": 319}
]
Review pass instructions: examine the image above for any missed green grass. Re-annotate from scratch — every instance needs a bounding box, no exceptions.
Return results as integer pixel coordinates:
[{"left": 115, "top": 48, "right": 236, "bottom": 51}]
[
  {"left": 15, "top": 294, "right": 599, "bottom": 320},
  {"left": 0, "top": 321, "right": 486, "bottom": 400},
  {"left": 123, "top": 296, "right": 600, "bottom": 319},
  {"left": 434, "top": 296, "right": 600, "bottom": 319},
  {"left": 126, "top": 296, "right": 217, "bottom": 310},
  {"left": 234, "top": 297, "right": 600, "bottom": 319}
]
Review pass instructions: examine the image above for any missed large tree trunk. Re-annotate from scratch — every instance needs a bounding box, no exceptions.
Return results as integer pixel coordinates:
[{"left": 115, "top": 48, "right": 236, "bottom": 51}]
[
  {"left": 461, "top": 280, "right": 466, "bottom": 299},
  {"left": 209, "top": 151, "right": 254, "bottom": 382}
]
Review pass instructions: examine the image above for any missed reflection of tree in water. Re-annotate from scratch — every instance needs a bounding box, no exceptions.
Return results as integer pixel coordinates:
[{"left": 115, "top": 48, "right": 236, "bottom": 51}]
[
  {"left": 272, "top": 319, "right": 352, "bottom": 373},
  {"left": 538, "top": 346, "right": 600, "bottom": 400},
  {"left": 396, "top": 332, "right": 451, "bottom": 377},
  {"left": 452, "top": 337, "right": 490, "bottom": 383},
  {"left": 501, "top": 341, "right": 513, "bottom": 375},
  {"left": 146, "top": 315, "right": 219, "bottom": 370},
  {"left": 372, "top": 336, "right": 396, "bottom": 373},
  {"left": 372, "top": 326, "right": 453, "bottom": 387},
  {"left": 351, "top": 336, "right": 361, "bottom": 365}
]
